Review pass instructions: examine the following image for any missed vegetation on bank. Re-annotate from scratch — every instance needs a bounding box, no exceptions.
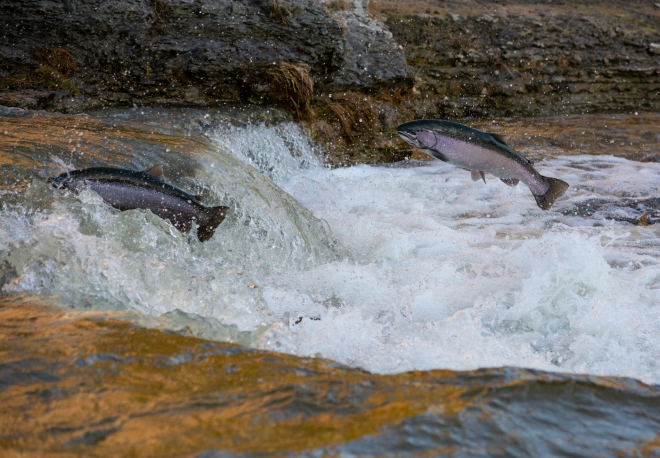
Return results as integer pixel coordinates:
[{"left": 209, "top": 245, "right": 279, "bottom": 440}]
[
  {"left": 0, "top": 48, "right": 79, "bottom": 95},
  {"left": 0, "top": 65, "right": 79, "bottom": 95},
  {"left": 246, "top": 61, "right": 414, "bottom": 166}
]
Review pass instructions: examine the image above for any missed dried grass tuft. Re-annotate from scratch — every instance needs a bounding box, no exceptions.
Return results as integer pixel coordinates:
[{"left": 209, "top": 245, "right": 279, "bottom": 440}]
[
  {"left": 325, "top": 92, "right": 380, "bottom": 142},
  {"left": 266, "top": 63, "right": 313, "bottom": 120},
  {"left": 31, "top": 48, "right": 77, "bottom": 76},
  {"left": 270, "top": 0, "right": 291, "bottom": 25},
  {"left": 151, "top": 0, "right": 169, "bottom": 20},
  {"left": 325, "top": 0, "right": 350, "bottom": 11}
]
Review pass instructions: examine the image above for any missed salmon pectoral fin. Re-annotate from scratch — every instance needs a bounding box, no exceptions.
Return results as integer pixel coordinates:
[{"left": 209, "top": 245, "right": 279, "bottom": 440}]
[
  {"left": 470, "top": 171, "right": 486, "bottom": 184},
  {"left": 197, "top": 206, "right": 230, "bottom": 242},
  {"left": 500, "top": 178, "right": 519, "bottom": 187},
  {"left": 533, "top": 177, "right": 569, "bottom": 210}
]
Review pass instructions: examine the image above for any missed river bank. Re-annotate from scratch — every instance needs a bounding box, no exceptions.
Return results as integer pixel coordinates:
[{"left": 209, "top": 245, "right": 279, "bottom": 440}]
[
  {"left": 2, "top": 1, "right": 659, "bottom": 165},
  {"left": 379, "top": 0, "right": 660, "bottom": 119}
]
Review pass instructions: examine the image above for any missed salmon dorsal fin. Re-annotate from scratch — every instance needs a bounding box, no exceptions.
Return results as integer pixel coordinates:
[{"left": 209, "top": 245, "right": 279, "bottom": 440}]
[
  {"left": 197, "top": 206, "right": 229, "bottom": 242},
  {"left": 500, "top": 178, "right": 519, "bottom": 187},
  {"left": 490, "top": 133, "right": 507, "bottom": 146},
  {"left": 144, "top": 165, "right": 165, "bottom": 181}
]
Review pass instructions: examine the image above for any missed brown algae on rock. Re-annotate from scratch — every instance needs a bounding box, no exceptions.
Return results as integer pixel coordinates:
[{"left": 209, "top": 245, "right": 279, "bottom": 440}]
[{"left": 0, "top": 65, "right": 79, "bottom": 95}]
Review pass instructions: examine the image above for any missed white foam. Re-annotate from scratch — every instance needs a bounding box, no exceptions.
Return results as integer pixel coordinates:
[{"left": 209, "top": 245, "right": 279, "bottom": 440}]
[
  {"left": 209, "top": 122, "right": 322, "bottom": 182},
  {"left": 1, "top": 189, "right": 268, "bottom": 330},
  {"left": 258, "top": 153, "right": 660, "bottom": 383},
  {"left": 0, "top": 121, "right": 337, "bottom": 333}
]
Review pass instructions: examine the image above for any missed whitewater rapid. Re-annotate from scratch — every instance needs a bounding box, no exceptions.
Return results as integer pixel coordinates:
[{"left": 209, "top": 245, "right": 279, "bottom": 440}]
[
  {"left": 215, "top": 118, "right": 660, "bottom": 382},
  {"left": 2, "top": 109, "right": 659, "bottom": 384}
]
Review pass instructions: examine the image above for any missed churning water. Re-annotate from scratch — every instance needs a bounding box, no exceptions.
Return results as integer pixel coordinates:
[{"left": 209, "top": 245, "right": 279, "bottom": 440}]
[{"left": 2, "top": 107, "right": 660, "bottom": 384}]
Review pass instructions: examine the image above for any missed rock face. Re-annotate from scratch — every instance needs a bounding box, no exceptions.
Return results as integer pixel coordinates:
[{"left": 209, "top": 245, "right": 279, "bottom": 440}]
[
  {"left": 316, "top": 0, "right": 409, "bottom": 91},
  {"left": 0, "top": 0, "right": 410, "bottom": 110},
  {"left": 3, "top": 0, "right": 658, "bottom": 120},
  {"left": 386, "top": 7, "right": 660, "bottom": 118}
]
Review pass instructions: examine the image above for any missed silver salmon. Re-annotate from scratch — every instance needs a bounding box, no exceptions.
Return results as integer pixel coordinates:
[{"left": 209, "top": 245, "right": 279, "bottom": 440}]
[
  {"left": 48, "top": 166, "right": 229, "bottom": 242},
  {"left": 397, "top": 120, "right": 569, "bottom": 210}
]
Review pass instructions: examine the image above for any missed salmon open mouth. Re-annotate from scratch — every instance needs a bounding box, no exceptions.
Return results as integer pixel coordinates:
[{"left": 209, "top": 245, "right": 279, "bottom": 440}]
[{"left": 397, "top": 130, "right": 420, "bottom": 148}]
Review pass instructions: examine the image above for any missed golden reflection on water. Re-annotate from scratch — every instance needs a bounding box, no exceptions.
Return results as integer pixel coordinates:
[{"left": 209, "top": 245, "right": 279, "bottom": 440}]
[
  {"left": 2, "top": 295, "right": 659, "bottom": 457},
  {"left": 0, "top": 295, "right": 472, "bottom": 457},
  {"left": 0, "top": 111, "right": 203, "bottom": 192},
  {"left": 0, "top": 112, "right": 193, "bottom": 155}
]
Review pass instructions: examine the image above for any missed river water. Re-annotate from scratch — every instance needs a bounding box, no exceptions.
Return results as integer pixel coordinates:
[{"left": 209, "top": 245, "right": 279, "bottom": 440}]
[{"left": 1, "top": 106, "right": 660, "bottom": 456}]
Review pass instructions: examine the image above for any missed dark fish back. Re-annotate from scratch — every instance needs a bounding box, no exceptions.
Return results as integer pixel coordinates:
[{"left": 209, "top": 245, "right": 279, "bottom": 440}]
[
  {"left": 51, "top": 167, "right": 228, "bottom": 242},
  {"left": 399, "top": 120, "right": 532, "bottom": 167},
  {"left": 68, "top": 167, "right": 201, "bottom": 205}
]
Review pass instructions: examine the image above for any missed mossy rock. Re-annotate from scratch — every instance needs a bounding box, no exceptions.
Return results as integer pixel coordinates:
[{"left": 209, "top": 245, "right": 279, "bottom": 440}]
[{"left": 0, "top": 66, "right": 79, "bottom": 95}]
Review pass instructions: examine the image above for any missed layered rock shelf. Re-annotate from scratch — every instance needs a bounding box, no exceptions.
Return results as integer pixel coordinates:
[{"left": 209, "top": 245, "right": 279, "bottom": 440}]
[
  {"left": 385, "top": 2, "right": 660, "bottom": 118},
  {"left": 0, "top": 0, "right": 408, "bottom": 111}
]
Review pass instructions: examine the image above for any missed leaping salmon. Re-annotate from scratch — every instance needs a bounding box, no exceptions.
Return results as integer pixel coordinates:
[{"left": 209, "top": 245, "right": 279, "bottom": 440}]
[
  {"left": 397, "top": 120, "right": 569, "bottom": 210},
  {"left": 48, "top": 165, "right": 229, "bottom": 242}
]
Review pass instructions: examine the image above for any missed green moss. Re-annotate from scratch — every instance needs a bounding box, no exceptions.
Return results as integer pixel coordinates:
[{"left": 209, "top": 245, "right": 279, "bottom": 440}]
[{"left": 0, "top": 65, "right": 80, "bottom": 95}]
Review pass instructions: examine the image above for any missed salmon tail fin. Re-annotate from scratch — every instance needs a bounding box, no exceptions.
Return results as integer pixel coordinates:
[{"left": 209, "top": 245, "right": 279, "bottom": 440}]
[
  {"left": 197, "top": 206, "right": 229, "bottom": 242},
  {"left": 533, "top": 177, "right": 569, "bottom": 210}
]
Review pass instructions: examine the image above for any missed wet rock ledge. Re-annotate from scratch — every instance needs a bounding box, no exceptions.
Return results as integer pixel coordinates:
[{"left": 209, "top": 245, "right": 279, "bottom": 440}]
[
  {"left": 0, "top": 0, "right": 409, "bottom": 111},
  {"left": 381, "top": 0, "right": 660, "bottom": 118}
]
